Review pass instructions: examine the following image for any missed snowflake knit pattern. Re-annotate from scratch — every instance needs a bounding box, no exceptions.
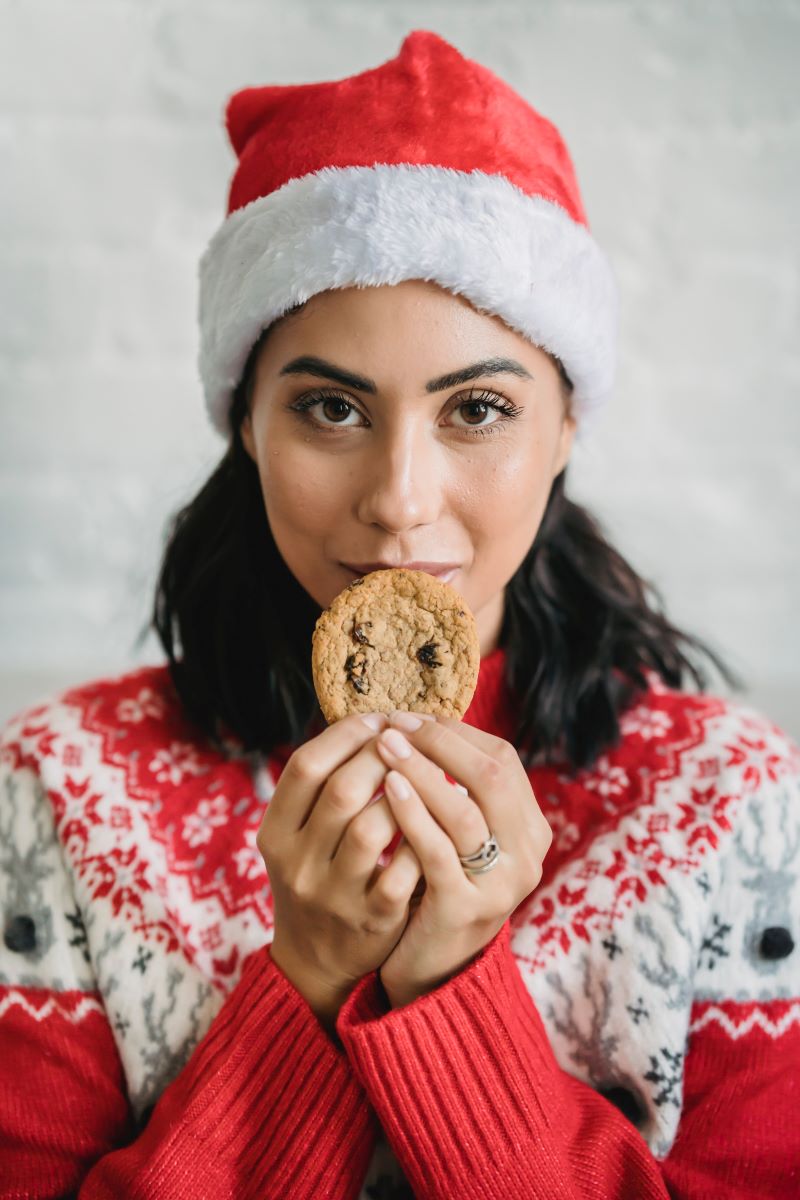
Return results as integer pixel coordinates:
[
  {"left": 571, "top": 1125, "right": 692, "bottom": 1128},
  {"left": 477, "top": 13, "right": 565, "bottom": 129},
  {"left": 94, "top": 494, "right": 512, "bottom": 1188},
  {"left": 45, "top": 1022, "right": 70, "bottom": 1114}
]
[{"left": 1, "top": 648, "right": 798, "bottom": 1198}]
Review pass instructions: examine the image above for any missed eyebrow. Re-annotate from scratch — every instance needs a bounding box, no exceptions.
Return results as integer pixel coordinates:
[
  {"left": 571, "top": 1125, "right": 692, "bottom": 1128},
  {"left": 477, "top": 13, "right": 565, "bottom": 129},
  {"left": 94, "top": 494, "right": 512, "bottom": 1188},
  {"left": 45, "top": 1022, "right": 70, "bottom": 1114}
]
[{"left": 278, "top": 354, "right": 534, "bottom": 393}]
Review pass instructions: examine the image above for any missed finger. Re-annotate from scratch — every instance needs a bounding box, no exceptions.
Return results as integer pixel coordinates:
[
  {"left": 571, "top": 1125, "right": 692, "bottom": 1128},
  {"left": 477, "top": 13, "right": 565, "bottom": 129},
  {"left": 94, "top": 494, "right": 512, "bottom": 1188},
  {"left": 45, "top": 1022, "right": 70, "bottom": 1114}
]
[
  {"left": 268, "top": 712, "right": 389, "bottom": 837},
  {"left": 331, "top": 793, "right": 399, "bottom": 882},
  {"left": 382, "top": 719, "right": 519, "bottom": 836},
  {"left": 376, "top": 730, "right": 490, "bottom": 860},
  {"left": 432, "top": 719, "right": 552, "bottom": 844},
  {"left": 390, "top": 710, "right": 508, "bottom": 757},
  {"left": 367, "top": 838, "right": 423, "bottom": 911},
  {"left": 383, "top": 771, "right": 468, "bottom": 892},
  {"left": 303, "top": 738, "right": 392, "bottom": 860},
  {"left": 379, "top": 720, "right": 503, "bottom": 844}
]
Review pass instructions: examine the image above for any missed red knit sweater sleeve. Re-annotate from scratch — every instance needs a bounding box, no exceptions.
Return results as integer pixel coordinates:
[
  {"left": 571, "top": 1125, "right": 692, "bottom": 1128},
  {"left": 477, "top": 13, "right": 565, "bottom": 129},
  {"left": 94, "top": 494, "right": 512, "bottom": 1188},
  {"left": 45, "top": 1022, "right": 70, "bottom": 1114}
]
[
  {"left": 80, "top": 945, "right": 375, "bottom": 1198},
  {"left": 0, "top": 947, "right": 376, "bottom": 1199},
  {"left": 336, "top": 919, "right": 799, "bottom": 1199}
]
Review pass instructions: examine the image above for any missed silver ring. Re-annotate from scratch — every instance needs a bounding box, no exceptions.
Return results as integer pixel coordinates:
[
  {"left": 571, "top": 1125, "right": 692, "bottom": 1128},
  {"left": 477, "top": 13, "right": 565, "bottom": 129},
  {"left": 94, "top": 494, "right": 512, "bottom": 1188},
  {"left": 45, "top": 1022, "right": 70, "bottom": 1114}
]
[{"left": 458, "top": 833, "right": 500, "bottom": 875}]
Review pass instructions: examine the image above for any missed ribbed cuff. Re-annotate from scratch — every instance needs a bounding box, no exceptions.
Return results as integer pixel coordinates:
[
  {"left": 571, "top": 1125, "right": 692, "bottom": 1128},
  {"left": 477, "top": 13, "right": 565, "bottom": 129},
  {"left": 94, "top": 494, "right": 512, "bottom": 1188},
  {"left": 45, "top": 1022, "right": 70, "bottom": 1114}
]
[
  {"left": 88, "top": 945, "right": 376, "bottom": 1199},
  {"left": 335, "top": 920, "right": 576, "bottom": 1199}
]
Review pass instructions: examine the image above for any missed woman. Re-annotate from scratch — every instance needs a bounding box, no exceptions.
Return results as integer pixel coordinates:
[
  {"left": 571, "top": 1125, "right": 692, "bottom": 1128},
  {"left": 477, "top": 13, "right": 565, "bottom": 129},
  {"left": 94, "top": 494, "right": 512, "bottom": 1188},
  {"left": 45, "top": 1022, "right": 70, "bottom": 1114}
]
[{"left": 1, "top": 29, "right": 798, "bottom": 1199}]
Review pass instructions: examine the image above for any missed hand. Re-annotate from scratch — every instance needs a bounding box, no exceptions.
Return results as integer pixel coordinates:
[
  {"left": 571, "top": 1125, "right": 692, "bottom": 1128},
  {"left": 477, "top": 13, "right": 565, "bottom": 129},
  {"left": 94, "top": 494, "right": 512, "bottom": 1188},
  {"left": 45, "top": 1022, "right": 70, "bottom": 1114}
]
[
  {"left": 374, "top": 713, "right": 553, "bottom": 1009},
  {"left": 257, "top": 711, "right": 425, "bottom": 1030}
]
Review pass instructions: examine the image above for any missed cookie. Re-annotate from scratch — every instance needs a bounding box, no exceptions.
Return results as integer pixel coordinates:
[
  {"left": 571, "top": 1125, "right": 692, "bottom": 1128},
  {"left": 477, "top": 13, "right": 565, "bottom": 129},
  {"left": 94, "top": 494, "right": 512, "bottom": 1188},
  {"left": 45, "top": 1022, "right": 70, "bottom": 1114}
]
[{"left": 311, "top": 568, "right": 480, "bottom": 723}]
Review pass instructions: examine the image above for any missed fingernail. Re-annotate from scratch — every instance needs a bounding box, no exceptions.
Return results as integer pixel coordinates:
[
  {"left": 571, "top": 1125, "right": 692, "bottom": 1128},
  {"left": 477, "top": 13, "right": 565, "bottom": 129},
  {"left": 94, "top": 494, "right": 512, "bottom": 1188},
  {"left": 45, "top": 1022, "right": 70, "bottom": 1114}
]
[
  {"left": 389, "top": 711, "right": 424, "bottom": 731},
  {"left": 385, "top": 770, "right": 411, "bottom": 800},
  {"left": 361, "top": 713, "right": 386, "bottom": 731},
  {"left": 380, "top": 729, "right": 412, "bottom": 759}
]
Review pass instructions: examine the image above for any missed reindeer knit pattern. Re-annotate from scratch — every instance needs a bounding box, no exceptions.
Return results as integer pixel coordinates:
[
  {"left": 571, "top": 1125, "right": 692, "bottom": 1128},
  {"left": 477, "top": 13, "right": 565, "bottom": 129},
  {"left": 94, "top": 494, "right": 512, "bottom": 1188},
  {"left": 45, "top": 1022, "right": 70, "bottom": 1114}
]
[{"left": 0, "top": 648, "right": 798, "bottom": 1198}]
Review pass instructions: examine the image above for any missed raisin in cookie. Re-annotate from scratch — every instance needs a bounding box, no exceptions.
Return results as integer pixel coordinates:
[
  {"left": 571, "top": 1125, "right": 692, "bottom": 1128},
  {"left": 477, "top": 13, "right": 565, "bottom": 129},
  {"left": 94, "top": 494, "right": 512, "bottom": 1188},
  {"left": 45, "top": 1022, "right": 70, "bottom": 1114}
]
[{"left": 311, "top": 568, "right": 480, "bottom": 723}]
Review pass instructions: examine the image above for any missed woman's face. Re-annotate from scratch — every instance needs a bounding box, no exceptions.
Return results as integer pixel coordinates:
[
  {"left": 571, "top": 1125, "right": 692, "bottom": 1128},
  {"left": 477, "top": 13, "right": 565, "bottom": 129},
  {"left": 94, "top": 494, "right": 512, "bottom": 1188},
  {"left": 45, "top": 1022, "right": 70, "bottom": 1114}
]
[{"left": 241, "top": 280, "right": 576, "bottom": 656}]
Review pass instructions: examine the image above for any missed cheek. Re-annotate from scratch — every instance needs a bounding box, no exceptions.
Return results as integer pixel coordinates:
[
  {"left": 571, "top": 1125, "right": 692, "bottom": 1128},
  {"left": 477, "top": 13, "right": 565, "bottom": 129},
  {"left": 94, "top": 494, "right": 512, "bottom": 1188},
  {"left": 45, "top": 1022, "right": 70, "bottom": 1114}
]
[
  {"left": 266, "top": 470, "right": 321, "bottom": 524},
  {"left": 256, "top": 443, "right": 342, "bottom": 531},
  {"left": 451, "top": 443, "right": 548, "bottom": 514}
]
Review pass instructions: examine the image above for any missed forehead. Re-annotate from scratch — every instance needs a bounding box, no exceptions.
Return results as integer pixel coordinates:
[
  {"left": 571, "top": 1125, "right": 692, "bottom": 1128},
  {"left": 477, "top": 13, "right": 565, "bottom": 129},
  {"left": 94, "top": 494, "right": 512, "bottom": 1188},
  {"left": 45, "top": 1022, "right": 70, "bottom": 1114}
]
[{"left": 257, "top": 281, "right": 554, "bottom": 385}]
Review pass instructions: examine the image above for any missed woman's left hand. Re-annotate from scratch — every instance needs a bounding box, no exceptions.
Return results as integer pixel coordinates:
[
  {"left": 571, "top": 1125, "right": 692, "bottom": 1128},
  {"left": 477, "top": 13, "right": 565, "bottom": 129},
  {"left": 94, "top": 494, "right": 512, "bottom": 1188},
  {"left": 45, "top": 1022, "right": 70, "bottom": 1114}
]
[{"left": 373, "top": 712, "right": 553, "bottom": 1010}]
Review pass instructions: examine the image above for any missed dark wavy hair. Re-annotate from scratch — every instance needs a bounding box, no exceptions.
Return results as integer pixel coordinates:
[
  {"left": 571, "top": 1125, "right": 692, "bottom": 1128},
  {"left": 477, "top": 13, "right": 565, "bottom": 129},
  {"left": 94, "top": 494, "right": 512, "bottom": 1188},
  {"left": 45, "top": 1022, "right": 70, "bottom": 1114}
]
[{"left": 145, "top": 309, "right": 743, "bottom": 773}]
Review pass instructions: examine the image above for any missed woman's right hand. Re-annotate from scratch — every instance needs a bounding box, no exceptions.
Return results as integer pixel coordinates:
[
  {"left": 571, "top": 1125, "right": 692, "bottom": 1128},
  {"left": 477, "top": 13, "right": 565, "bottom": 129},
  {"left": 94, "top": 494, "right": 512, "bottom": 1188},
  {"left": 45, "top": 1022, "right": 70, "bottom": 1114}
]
[{"left": 257, "top": 712, "right": 426, "bottom": 1032}]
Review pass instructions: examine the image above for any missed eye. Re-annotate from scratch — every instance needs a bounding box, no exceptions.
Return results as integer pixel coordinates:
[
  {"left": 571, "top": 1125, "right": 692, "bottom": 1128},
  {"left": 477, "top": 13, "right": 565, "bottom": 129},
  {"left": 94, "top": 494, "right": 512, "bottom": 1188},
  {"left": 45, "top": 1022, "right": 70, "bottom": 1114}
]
[
  {"left": 288, "top": 387, "right": 523, "bottom": 437},
  {"left": 448, "top": 391, "right": 522, "bottom": 434},
  {"left": 290, "top": 390, "right": 366, "bottom": 428}
]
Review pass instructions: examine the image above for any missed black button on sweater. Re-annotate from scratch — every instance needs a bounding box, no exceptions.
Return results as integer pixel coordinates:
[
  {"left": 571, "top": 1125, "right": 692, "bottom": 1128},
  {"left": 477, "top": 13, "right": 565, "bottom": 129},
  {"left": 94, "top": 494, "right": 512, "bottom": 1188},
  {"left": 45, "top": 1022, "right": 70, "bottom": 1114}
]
[
  {"left": 598, "top": 1084, "right": 645, "bottom": 1128},
  {"left": 759, "top": 927, "right": 794, "bottom": 960},
  {"left": 3, "top": 914, "right": 37, "bottom": 953}
]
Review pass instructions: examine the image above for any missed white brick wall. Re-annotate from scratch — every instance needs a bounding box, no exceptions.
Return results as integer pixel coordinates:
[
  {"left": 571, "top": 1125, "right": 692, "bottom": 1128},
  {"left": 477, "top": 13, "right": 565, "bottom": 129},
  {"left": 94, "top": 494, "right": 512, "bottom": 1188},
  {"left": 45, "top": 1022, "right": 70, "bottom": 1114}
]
[{"left": 2, "top": 1, "right": 798, "bottom": 737}]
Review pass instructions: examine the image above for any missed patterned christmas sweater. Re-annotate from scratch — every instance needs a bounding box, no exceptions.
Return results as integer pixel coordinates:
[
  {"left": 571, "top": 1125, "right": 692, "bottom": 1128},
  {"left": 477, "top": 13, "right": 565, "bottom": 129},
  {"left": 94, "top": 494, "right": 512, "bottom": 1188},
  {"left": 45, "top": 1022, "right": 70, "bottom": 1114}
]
[{"left": 1, "top": 647, "right": 799, "bottom": 1199}]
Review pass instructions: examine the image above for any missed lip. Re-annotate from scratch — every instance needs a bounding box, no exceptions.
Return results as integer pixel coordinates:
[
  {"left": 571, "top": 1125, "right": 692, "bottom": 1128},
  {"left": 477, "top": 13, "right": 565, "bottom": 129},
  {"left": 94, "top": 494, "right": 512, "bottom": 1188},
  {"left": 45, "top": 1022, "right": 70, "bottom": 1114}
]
[{"left": 342, "top": 560, "right": 461, "bottom": 582}]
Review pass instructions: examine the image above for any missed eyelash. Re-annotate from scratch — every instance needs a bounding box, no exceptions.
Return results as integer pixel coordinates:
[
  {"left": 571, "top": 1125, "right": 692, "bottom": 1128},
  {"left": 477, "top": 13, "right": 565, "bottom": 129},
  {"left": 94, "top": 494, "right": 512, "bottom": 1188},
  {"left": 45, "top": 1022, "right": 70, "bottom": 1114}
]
[{"left": 288, "top": 388, "right": 523, "bottom": 439}]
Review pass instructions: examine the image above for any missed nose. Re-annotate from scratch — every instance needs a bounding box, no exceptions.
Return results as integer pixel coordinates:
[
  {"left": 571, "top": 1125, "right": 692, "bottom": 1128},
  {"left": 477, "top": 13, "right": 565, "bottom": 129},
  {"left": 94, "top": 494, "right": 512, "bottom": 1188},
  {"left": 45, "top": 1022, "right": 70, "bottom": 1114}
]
[{"left": 355, "top": 420, "right": 442, "bottom": 531}]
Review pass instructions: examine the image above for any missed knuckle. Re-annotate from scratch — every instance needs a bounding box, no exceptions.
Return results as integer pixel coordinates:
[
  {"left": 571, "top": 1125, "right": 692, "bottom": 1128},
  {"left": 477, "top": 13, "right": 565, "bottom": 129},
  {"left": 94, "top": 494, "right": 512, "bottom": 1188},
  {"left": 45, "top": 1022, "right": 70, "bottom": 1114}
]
[
  {"left": 423, "top": 721, "right": 447, "bottom": 744},
  {"left": 522, "top": 849, "right": 544, "bottom": 889},
  {"left": 373, "top": 874, "right": 407, "bottom": 908},
  {"left": 478, "top": 756, "right": 503, "bottom": 788},
  {"left": 286, "top": 749, "right": 319, "bottom": 787},
  {"left": 324, "top": 780, "right": 355, "bottom": 816},
  {"left": 347, "top": 813, "right": 383, "bottom": 853},
  {"left": 529, "top": 812, "right": 553, "bottom": 851},
  {"left": 494, "top": 740, "right": 520, "bottom": 769},
  {"left": 426, "top": 724, "right": 453, "bottom": 755},
  {"left": 462, "top": 810, "right": 490, "bottom": 849},
  {"left": 256, "top": 821, "right": 279, "bottom": 867},
  {"left": 287, "top": 866, "right": 314, "bottom": 905},
  {"left": 344, "top": 712, "right": 384, "bottom": 740},
  {"left": 346, "top": 711, "right": 375, "bottom": 728}
]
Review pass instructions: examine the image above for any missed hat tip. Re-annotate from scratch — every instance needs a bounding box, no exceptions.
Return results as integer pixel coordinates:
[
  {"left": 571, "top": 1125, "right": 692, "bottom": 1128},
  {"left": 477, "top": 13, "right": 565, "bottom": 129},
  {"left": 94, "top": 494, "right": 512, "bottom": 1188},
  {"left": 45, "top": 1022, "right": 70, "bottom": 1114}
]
[{"left": 400, "top": 29, "right": 458, "bottom": 55}]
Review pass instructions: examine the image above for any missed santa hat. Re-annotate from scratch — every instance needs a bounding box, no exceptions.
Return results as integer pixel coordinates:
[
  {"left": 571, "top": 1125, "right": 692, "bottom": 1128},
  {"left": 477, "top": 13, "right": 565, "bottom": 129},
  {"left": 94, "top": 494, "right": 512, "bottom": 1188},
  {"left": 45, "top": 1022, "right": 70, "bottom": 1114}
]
[{"left": 198, "top": 30, "right": 619, "bottom": 439}]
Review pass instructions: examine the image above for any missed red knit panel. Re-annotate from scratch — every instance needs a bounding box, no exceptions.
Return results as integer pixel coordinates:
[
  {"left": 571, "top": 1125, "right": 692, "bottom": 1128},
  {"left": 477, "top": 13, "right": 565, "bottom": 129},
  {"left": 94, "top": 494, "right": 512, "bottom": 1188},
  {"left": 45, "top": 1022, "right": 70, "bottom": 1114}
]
[
  {"left": 224, "top": 31, "right": 588, "bottom": 224},
  {"left": 0, "top": 985, "right": 134, "bottom": 1198},
  {"left": 660, "top": 998, "right": 800, "bottom": 1197},
  {"left": 462, "top": 645, "right": 514, "bottom": 738}
]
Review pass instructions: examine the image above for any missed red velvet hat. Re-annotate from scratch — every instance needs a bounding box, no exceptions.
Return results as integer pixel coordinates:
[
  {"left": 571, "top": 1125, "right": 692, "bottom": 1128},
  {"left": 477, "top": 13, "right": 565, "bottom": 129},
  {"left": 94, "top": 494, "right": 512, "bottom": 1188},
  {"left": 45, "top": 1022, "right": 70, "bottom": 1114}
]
[{"left": 198, "top": 30, "right": 618, "bottom": 438}]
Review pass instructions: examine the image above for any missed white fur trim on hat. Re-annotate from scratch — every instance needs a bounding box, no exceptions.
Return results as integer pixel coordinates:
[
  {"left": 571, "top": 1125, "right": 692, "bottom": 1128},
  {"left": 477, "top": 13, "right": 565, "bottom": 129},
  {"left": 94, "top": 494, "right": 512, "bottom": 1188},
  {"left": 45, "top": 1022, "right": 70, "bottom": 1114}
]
[{"left": 198, "top": 163, "right": 619, "bottom": 438}]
